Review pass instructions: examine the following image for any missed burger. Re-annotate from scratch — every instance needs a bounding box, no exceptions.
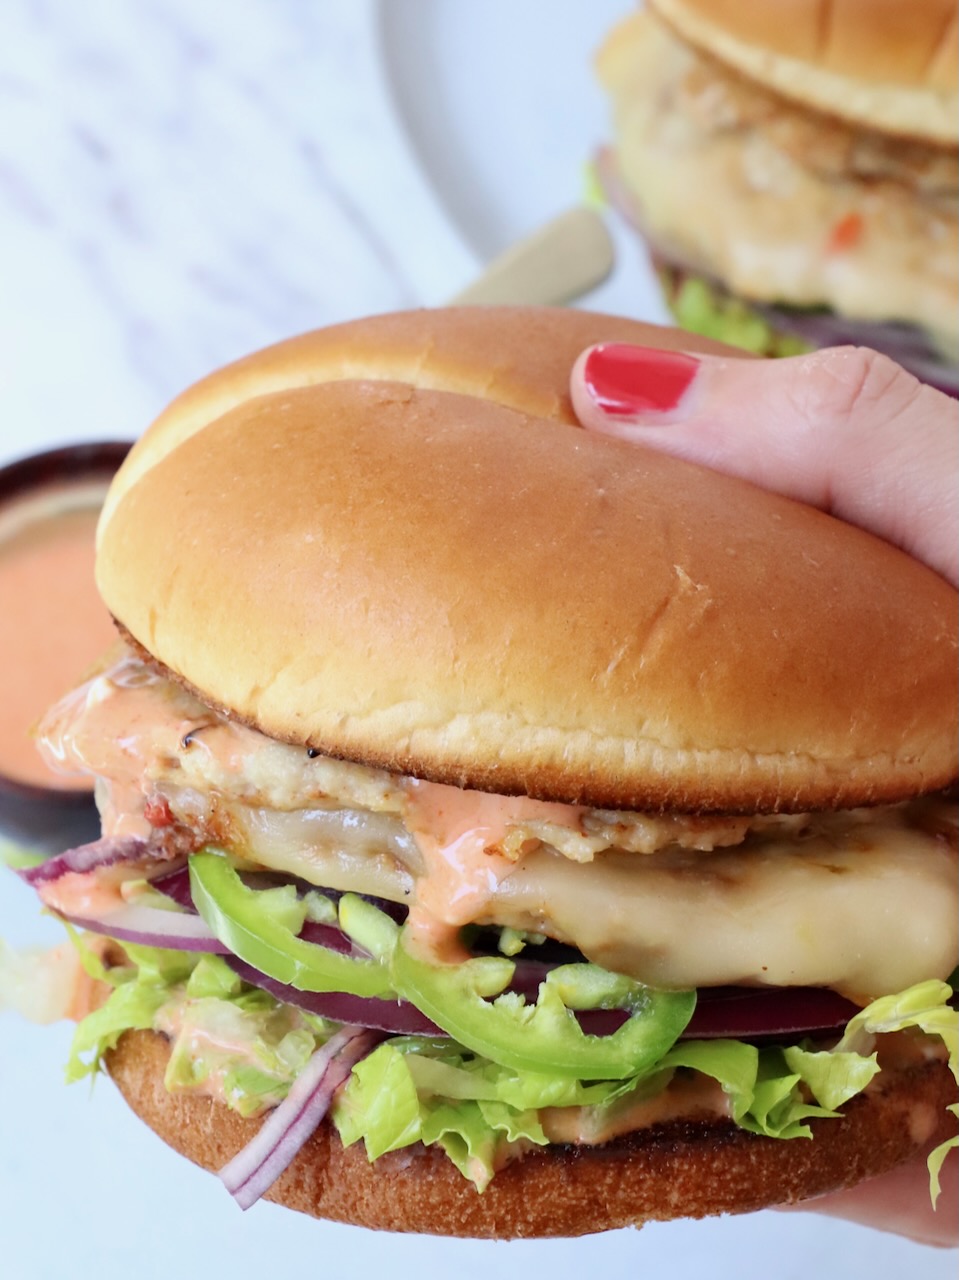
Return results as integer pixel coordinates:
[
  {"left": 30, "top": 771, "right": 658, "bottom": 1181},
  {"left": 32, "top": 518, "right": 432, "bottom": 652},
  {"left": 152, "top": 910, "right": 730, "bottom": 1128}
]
[
  {"left": 595, "top": 0, "right": 959, "bottom": 391},
  {"left": 15, "top": 306, "right": 958, "bottom": 1238}
]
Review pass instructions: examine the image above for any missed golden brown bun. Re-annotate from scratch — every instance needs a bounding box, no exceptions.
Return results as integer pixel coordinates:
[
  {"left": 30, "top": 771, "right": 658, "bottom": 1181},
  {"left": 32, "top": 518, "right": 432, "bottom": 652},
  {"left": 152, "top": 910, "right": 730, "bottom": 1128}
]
[
  {"left": 96, "top": 306, "right": 958, "bottom": 813},
  {"left": 107, "top": 1028, "right": 957, "bottom": 1238},
  {"left": 643, "top": 0, "right": 959, "bottom": 142},
  {"left": 98, "top": 308, "right": 728, "bottom": 539}
]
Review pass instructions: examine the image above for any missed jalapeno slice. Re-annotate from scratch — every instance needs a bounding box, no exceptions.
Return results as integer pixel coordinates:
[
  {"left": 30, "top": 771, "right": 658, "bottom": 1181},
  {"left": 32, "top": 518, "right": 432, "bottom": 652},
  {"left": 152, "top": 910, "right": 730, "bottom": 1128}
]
[
  {"left": 390, "top": 924, "right": 695, "bottom": 1079},
  {"left": 189, "top": 851, "right": 392, "bottom": 998}
]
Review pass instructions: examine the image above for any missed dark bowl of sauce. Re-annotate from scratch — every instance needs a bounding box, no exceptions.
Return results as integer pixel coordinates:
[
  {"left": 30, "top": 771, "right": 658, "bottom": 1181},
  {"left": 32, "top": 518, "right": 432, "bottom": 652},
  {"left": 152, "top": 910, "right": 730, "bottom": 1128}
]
[{"left": 0, "top": 442, "right": 132, "bottom": 855}]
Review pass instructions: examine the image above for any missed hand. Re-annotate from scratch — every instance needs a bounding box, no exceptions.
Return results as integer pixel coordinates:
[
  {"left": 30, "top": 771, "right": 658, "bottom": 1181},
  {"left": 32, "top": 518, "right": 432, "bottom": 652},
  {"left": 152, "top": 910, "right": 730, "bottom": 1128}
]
[
  {"left": 570, "top": 343, "right": 958, "bottom": 588},
  {"left": 776, "top": 1142, "right": 958, "bottom": 1248},
  {"left": 570, "top": 341, "right": 959, "bottom": 1245}
]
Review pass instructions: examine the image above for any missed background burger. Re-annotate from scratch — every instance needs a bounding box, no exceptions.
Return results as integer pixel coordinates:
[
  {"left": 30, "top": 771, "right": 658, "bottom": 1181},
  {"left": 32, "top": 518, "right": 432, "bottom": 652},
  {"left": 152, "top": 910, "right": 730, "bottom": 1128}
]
[
  {"left": 12, "top": 306, "right": 959, "bottom": 1238},
  {"left": 596, "top": 0, "right": 959, "bottom": 391}
]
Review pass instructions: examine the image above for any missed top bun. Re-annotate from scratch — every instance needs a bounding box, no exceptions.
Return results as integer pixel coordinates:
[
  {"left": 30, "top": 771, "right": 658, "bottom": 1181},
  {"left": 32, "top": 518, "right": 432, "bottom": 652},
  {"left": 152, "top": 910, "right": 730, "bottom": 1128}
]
[
  {"left": 647, "top": 0, "right": 959, "bottom": 143},
  {"left": 96, "top": 307, "right": 958, "bottom": 813}
]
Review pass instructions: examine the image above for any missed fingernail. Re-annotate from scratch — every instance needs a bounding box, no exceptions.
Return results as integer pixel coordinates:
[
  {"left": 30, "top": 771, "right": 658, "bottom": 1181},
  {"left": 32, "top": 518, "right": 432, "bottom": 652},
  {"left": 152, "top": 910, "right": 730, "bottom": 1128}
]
[{"left": 582, "top": 344, "right": 700, "bottom": 418}]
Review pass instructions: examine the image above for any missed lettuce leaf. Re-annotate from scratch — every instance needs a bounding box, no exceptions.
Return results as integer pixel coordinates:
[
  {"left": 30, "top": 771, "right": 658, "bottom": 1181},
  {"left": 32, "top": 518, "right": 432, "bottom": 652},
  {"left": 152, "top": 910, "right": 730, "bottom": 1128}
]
[
  {"left": 333, "top": 985, "right": 958, "bottom": 1190},
  {"left": 426, "top": 1101, "right": 547, "bottom": 1191},
  {"left": 834, "top": 980, "right": 958, "bottom": 1204},
  {"left": 185, "top": 954, "right": 243, "bottom": 1000},
  {"left": 0, "top": 839, "right": 48, "bottom": 870},
  {"left": 334, "top": 1044, "right": 426, "bottom": 1159},
  {"left": 66, "top": 978, "right": 171, "bottom": 1083},
  {"left": 783, "top": 1043, "right": 880, "bottom": 1111},
  {"left": 928, "top": 1107, "right": 958, "bottom": 1204},
  {"left": 65, "top": 931, "right": 958, "bottom": 1197},
  {"left": 835, "top": 980, "right": 957, "bottom": 1068},
  {"left": 665, "top": 273, "right": 812, "bottom": 358},
  {"left": 331, "top": 1035, "right": 861, "bottom": 1188},
  {"left": 64, "top": 940, "right": 328, "bottom": 1113}
]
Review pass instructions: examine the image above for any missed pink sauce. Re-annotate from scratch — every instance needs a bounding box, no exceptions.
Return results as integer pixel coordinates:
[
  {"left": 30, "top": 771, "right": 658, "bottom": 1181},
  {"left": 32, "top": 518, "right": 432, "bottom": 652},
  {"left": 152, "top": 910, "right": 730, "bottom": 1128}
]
[
  {"left": 0, "top": 499, "right": 117, "bottom": 788},
  {"left": 402, "top": 778, "right": 586, "bottom": 960},
  {"left": 37, "top": 866, "right": 132, "bottom": 918},
  {"left": 37, "top": 650, "right": 244, "bottom": 837}
]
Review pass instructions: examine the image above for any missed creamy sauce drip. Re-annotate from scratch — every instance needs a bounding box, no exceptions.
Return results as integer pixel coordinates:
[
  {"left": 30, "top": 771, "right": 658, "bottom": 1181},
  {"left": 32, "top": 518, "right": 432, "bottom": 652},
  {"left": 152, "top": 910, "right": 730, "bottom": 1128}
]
[
  {"left": 540, "top": 1072, "right": 732, "bottom": 1146},
  {"left": 40, "top": 651, "right": 261, "bottom": 838},
  {"left": 37, "top": 862, "right": 164, "bottom": 919},
  {"left": 402, "top": 779, "right": 585, "bottom": 959}
]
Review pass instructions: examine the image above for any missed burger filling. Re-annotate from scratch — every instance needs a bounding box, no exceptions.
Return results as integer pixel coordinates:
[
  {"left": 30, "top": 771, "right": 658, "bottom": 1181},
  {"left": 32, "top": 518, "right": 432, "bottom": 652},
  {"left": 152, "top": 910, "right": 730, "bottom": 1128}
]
[
  {"left": 11, "top": 645, "right": 958, "bottom": 1200},
  {"left": 597, "top": 12, "right": 959, "bottom": 380}
]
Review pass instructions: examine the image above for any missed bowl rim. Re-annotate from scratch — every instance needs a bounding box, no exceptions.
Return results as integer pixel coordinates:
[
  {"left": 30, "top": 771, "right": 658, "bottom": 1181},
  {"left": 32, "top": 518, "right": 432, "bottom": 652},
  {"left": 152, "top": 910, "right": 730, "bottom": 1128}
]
[
  {"left": 0, "top": 440, "right": 133, "bottom": 509},
  {"left": 0, "top": 439, "right": 134, "bottom": 804}
]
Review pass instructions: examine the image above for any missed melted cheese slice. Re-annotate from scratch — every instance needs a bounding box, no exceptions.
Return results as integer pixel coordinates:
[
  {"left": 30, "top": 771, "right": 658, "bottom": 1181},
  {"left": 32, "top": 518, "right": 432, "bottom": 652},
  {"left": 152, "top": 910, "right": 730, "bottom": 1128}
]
[
  {"left": 227, "top": 797, "right": 957, "bottom": 1003},
  {"left": 39, "top": 649, "right": 958, "bottom": 1003}
]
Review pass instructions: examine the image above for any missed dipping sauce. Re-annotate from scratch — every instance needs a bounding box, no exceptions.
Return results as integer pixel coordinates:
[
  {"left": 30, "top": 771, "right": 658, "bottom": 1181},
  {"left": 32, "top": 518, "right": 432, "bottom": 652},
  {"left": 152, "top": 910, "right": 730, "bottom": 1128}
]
[{"left": 0, "top": 485, "right": 117, "bottom": 789}]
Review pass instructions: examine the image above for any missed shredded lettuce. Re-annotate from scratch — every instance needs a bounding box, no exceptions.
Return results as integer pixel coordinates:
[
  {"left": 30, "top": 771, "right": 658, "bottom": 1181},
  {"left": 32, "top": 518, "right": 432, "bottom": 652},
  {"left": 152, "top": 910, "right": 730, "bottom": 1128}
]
[
  {"left": 65, "top": 933, "right": 958, "bottom": 1197},
  {"left": 425, "top": 1100, "right": 547, "bottom": 1191},
  {"left": 834, "top": 980, "right": 957, "bottom": 1066},
  {"left": 162, "top": 992, "right": 322, "bottom": 1117},
  {"left": 665, "top": 273, "right": 812, "bottom": 358},
  {"left": 185, "top": 954, "right": 243, "bottom": 1000},
  {"left": 928, "top": 1107, "right": 959, "bottom": 1203},
  {"left": 834, "top": 980, "right": 959, "bottom": 1204},
  {"left": 64, "top": 940, "right": 329, "bottom": 1114},
  {"left": 67, "top": 978, "right": 171, "bottom": 1083},
  {"left": 782, "top": 1044, "right": 881, "bottom": 1112},
  {"left": 334, "top": 1043, "right": 425, "bottom": 1159},
  {"left": 65, "top": 934, "right": 193, "bottom": 1082},
  {"left": 335, "top": 984, "right": 959, "bottom": 1191},
  {"left": 0, "top": 839, "right": 48, "bottom": 870}
]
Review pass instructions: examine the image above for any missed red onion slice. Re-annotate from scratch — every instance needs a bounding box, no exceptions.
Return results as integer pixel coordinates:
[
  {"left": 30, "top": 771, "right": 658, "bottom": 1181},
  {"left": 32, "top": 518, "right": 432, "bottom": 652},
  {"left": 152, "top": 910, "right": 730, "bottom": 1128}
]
[
  {"left": 227, "top": 958, "right": 444, "bottom": 1034},
  {"left": 53, "top": 902, "right": 229, "bottom": 953},
  {"left": 230, "top": 955, "right": 631, "bottom": 1037},
  {"left": 150, "top": 866, "right": 195, "bottom": 910},
  {"left": 228, "top": 956, "right": 858, "bottom": 1042},
  {"left": 688, "top": 985, "right": 859, "bottom": 1040},
  {"left": 18, "top": 836, "right": 149, "bottom": 886},
  {"left": 219, "top": 1025, "right": 384, "bottom": 1209},
  {"left": 53, "top": 859, "right": 860, "bottom": 1039},
  {"left": 151, "top": 868, "right": 359, "bottom": 954}
]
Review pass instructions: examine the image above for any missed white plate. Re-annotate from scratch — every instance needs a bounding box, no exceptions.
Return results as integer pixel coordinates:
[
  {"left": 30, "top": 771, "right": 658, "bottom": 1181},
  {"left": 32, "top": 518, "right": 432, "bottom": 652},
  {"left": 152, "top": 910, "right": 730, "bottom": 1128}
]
[{"left": 377, "top": 0, "right": 669, "bottom": 319}]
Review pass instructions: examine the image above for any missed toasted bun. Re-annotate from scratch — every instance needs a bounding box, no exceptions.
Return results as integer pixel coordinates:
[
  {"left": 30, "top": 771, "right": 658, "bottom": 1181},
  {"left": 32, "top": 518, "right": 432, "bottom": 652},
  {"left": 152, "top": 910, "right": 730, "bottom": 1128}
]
[
  {"left": 106, "top": 1028, "right": 956, "bottom": 1238},
  {"left": 95, "top": 306, "right": 958, "bottom": 813},
  {"left": 644, "top": 0, "right": 958, "bottom": 143}
]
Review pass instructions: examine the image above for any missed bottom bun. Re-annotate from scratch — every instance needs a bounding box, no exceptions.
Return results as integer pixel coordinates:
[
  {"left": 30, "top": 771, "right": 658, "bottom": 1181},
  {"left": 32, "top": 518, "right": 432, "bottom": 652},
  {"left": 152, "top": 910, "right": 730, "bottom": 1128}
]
[{"left": 106, "top": 1030, "right": 956, "bottom": 1238}]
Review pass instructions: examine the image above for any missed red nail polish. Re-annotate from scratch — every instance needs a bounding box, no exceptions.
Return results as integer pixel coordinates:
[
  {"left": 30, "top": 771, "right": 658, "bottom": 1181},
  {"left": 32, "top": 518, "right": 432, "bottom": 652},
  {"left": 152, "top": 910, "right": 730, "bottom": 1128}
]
[{"left": 582, "top": 344, "right": 699, "bottom": 417}]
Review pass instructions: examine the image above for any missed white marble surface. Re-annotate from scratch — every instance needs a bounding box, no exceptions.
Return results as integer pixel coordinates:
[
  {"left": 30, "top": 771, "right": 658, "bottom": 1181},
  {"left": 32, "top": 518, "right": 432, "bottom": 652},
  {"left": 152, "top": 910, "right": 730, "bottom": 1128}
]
[
  {"left": 0, "top": 4, "right": 953, "bottom": 1278},
  {"left": 0, "top": 0, "right": 476, "bottom": 464}
]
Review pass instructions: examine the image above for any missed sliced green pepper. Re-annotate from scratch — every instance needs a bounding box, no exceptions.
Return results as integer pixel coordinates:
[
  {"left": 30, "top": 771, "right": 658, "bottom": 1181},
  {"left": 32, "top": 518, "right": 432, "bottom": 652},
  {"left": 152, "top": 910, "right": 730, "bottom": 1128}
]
[
  {"left": 189, "top": 850, "right": 391, "bottom": 998},
  {"left": 390, "top": 927, "right": 695, "bottom": 1080},
  {"left": 191, "top": 862, "right": 694, "bottom": 1078}
]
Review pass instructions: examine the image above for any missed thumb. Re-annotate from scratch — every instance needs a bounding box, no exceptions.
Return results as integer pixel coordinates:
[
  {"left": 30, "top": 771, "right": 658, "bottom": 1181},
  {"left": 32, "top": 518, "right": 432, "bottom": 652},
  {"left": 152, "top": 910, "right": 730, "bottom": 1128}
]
[{"left": 570, "top": 343, "right": 959, "bottom": 588}]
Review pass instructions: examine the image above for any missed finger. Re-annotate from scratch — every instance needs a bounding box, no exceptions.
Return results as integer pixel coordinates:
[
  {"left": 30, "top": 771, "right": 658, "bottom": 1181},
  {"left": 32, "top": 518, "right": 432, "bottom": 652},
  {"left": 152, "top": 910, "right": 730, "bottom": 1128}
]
[
  {"left": 570, "top": 344, "right": 959, "bottom": 587},
  {"left": 778, "top": 1146, "right": 958, "bottom": 1248}
]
